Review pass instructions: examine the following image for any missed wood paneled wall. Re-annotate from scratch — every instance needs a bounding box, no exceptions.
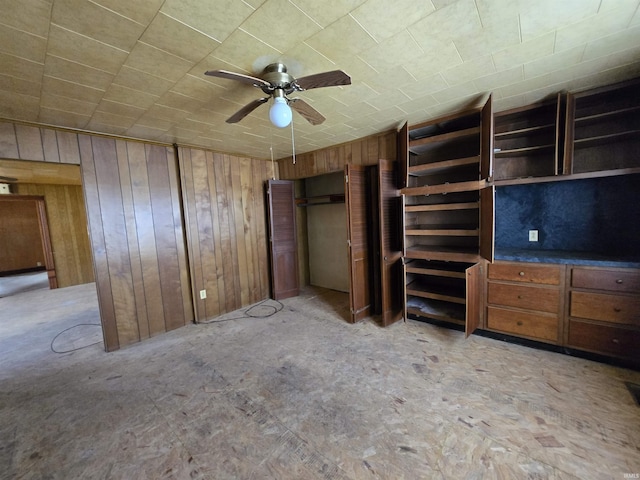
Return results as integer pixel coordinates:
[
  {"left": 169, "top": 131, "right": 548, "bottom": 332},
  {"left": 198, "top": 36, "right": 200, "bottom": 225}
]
[
  {"left": 277, "top": 130, "right": 397, "bottom": 180},
  {"left": 0, "top": 197, "right": 44, "bottom": 272},
  {"left": 0, "top": 122, "right": 81, "bottom": 164},
  {"left": 179, "top": 147, "right": 275, "bottom": 322},
  {"left": 79, "top": 136, "right": 193, "bottom": 351},
  {"left": 14, "top": 183, "right": 94, "bottom": 287}
]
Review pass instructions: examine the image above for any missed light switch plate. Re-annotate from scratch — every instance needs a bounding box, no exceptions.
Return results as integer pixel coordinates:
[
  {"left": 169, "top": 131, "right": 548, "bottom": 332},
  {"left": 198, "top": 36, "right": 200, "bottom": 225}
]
[
  {"left": 529, "top": 230, "right": 539, "bottom": 242},
  {"left": 200, "top": 290, "right": 207, "bottom": 299}
]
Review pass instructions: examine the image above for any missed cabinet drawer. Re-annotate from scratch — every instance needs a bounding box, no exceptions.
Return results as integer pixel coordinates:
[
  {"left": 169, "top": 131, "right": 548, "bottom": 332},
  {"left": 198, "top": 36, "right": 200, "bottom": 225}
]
[
  {"left": 487, "top": 306, "right": 558, "bottom": 342},
  {"left": 570, "top": 291, "right": 640, "bottom": 326},
  {"left": 488, "top": 262, "right": 561, "bottom": 285},
  {"left": 487, "top": 282, "right": 559, "bottom": 313},
  {"left": 571, "top": 267, "right": 640, "bottom": 294},
  {"left": 568, "top": 320, "right": 640, "bottom": 359}
]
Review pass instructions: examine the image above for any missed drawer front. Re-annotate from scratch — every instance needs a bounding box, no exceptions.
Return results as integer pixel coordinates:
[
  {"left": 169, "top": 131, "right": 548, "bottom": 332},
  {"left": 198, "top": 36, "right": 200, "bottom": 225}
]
[
  {"left": 487, "top": 282, "right": 559, "bottom": 313},
  {"left": 568, "top": 320, "right": 640, "bottom": 359},
  {"left": 570, "top": 291, "right": 640, "bottom": 326},
  {"left": 487, "top": 306, "right": 558, "bottom": 342},
  {"left": 488, "top": 262, "right": 561, "bottom": 285},
  {"left": 571, "top": 267, "right": 640, "bottom": 294}
]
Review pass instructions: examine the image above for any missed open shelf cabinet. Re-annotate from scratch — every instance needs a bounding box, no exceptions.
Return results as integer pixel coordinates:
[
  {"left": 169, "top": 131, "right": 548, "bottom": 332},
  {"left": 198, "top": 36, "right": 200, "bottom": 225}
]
[
  {"left": 399, "top": 96, "right": 494, "bottom": 335},
  {"left": 493, "top": 94, "right": 564, "bottom": 182},
  {"left": 565, "top": 77, "right": 640, "bottom": 175}
]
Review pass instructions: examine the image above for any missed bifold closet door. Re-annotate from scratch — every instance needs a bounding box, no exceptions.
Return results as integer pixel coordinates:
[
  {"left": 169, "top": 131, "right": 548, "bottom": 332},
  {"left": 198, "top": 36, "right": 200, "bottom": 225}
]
[
  {"left": 266, "top": 179, "right": 299, "bottom": 300},
  {"left": 345, "top": 164, "right": 371, "bottom": 322}
]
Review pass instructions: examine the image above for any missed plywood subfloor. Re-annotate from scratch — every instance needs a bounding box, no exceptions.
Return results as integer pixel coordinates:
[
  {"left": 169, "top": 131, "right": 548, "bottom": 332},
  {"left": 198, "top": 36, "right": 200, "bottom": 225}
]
[{"left": 1, "top": 283, "right": 639, "bottom": 479}]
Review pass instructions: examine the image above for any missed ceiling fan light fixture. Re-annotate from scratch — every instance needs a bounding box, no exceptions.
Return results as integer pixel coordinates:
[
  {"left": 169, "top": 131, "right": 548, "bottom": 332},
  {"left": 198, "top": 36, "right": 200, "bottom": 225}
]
[{"left": 269, "top": 96, "right": 292, "bottom": 128}]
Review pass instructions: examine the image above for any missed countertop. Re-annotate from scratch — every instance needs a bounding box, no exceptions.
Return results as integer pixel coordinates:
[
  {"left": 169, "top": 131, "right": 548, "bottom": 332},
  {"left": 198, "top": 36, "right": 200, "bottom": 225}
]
[{"left": 494, "top": 248, "right": 640, "bottom": 268}]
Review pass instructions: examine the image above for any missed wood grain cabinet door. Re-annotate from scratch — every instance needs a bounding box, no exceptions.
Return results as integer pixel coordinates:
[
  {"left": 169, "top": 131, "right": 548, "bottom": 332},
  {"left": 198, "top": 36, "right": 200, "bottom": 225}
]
[
  {"left": 267, "top": 180, "right": 299, "bottom": 300},
  {"left": 378, "top": 159, "right": 403, "bottom": 326}
]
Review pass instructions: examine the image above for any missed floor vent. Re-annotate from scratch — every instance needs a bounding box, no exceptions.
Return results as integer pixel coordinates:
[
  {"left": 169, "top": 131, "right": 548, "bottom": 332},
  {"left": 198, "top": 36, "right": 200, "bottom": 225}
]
[{"left": 625, "top": 382, "right": 640, "bottom": 406}]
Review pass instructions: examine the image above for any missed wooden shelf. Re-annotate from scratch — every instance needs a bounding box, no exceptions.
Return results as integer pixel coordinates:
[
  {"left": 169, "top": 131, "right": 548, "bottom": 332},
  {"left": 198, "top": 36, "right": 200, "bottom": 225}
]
[
  {"left": 405, "top": 245, "right": 480, "bottom": 263},
  {"left": 406, "top": 297, "right": 465, "bottom": 324},
  {"left": 409, "top": 126, "right": 481, "bottom": 152},
  {"left": 574, "top": 129, "right": 640, "bottom": 149},
  {"left": 492, "top": 167, "right": 640, "bottom": 186},
  {"left": 494, "top": 123, "right": 555, "bottom": 139},
  {"left": 406, "top": 281, "right": 465, "bottom": 304},
  {"left": 402, "top": 179, "right": 485, "bottom": 196},
  {"left": 405, "top": 227, "right": 478, "bottom": 237},
  {"left": 405, "top": 260, "right": 467, "bottom": 279},
  {"left": 494, "top": 144, "right": 555, "bottom": 157},
  {"left": 575, "top": 105, "right": 640, "bottom": 125},
  {"left": 295, "top": 194, "right": 345, "bottom": 207},
  {"left": 405, "top": 202, "right": 479, "bottom": 213},
  {"left": 408, "top": 156, "right": 479, "bottom": 176}
]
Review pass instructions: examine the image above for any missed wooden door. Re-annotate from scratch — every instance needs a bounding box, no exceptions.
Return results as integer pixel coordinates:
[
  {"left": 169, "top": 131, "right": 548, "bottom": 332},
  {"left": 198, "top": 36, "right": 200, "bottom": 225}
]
[
  {"left": 267, "top": 180, "right": 299, "bottom": 300},
  {"left": 465, "top": 262, "right": 483, "bottom": 337},
  {"left": 398, "top": 122, "right": 408, "bottom": 189},
  {"left": 480, "top": 186, "right": 495, "bottom": 262},
  {"left": 480, "top": 94, "right": 493, "bottom": 180},
  {"left": 378, "top": 159, "right": 403, "bottom": 326},
  {"left": 345, "top": 164, "right": 371, "bottom": 322}
]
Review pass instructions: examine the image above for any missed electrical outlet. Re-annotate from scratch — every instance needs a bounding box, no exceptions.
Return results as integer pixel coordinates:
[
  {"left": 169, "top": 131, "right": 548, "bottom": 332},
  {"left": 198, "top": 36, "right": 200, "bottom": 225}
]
[
  {"left": 529, "top": 230, "right": 539, "bottom": 242},
  {"left": 199, "top": 290, "right": 207, "bottom": 299}
]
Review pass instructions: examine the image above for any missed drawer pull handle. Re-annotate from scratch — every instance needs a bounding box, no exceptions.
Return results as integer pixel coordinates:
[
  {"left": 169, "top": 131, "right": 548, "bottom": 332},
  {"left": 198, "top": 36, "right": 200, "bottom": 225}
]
[
  {"left": 517, "top": 321, "right": 523, "bottom": 326},
  {"left": 517, "top": 295, "right": 523, "bottom": 299},
  {"left": 519, "top": 271, "right": 525, "bottom": 276},
  {"left": 614, "top": 307, "right": 622, "bottom": 313},
  {"left": 616, "top": 279, "right": 623, "bottom": 284},
  {"left": 612, "top": 339, "right": 619, "bottom": 344}
]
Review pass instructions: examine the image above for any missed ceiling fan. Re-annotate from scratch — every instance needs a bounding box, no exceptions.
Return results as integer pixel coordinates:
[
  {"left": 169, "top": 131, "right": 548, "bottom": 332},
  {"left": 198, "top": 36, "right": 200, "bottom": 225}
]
[{"left": 204, "top": 63, "right": 351, "bottom": 128}]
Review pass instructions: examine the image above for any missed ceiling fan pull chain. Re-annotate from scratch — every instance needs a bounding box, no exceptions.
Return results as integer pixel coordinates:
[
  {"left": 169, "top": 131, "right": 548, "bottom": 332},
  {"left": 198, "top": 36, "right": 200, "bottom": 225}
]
[
  {"left": 290, "top": 114, "right": 296, "bottom": 165},
  {"left": 270, "top": 145, "right": 276, "bottom": 180}
]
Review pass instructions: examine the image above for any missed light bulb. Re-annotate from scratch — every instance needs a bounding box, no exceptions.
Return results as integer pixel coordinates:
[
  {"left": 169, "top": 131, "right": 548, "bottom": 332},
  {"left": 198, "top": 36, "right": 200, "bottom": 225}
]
[{"left": 269, "top": 97, "right": 292, "bottom": 128}]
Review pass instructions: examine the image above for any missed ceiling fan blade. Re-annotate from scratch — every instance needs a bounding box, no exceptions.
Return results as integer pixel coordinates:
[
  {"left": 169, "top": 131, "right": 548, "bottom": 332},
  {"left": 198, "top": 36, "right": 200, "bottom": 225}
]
[
  {"left": 205, "top": 69, "right": 272, "bottom": 89},
  {"left": 226, "top": 97, "right": 269, "bottom": 123},
  {"left": 294, "top": 70, "right": 351, "bottom": 90},
  {"left": 289, "top": 98, "right": 326, "bottom": 125}
]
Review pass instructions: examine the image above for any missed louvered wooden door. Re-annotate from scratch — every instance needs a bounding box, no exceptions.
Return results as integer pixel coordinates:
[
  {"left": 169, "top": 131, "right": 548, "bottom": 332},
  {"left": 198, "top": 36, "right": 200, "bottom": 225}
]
[{"left": 267, "top": 180, "right": 299, "bottom": 300}]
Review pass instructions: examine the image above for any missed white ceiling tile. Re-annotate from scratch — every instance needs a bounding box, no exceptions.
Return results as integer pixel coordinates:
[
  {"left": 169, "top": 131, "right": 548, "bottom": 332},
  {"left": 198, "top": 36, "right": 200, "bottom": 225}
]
[
  {"left": 38, "top": 107, "right": 90, "bottom": 129},
  {"left": 0, "top": 90, "right": 40, "bottom": 120},
  {"left": 51, "top": 0, "right": 146, "bottom": 51},
  {"left": 0, "top": 52, "right": 44, "bottom": 80},
  {"left": 399, "top": 73, "right": 449, "bottom": 99},
  {"left": 441, "top": 56, "right": 496, "bottom": 86},
  {"left": 41, "top": 91, "right": 97, "bottom": 116},
  {"left": 90, "top": 0, "right": 164, "bottom": 25},
  {"left": 47, "top": 24, "right": 128, "bottom": 75},
  {"left": 454, "top": 20, "right": 521, "bottom": 61},
  {"left": 554, "top": 2, "right": 639, "bottom": 53},
  {"left": 102, "top": 84, "right": 159, "bottom": 110},
  {"left": 140, "top": 13, "right": 220, "bottom": 63},
  {"left": 239, "top": 0, "right": 322, "bottom": 53},
  {"left": 112, "top": 65, "right": 175, "bottom": 97},
  {"left": 1, "top": 0, "right": 52, "bottom": 37},
  {"left": 44, "top": 55, "right": 114, "bottom": 90},
  {"left": 403, "top": 41, "right": 464, "bottom": 79},
  {"left": 582, "top": 25, "right": 640, "bottom": 61},
  {"left": 0, "top": 24, "right": 47, "bottom": 63},
  {"left": 432, "top": 80, "right": 480, "bottom": 104},
  {"left": 474, "top": 65, "right": 524, "bottom": 92},
  {"left": 524, "top": 46, "right": 586, "bottom": 79},
  {"left": 305, "top": 15, "right": 378, "bottom": 65},
  {"left": 42, "top": 75, "right": 105, "bottom": 104},
  {"left": 209, "top": 29, "right": 281, "bottom": 72},
  {"left": 160, "top": 0, "right": 254, "bottom": 43},
  {"left": 492, "top": 32, "right": 555, "bottom": 72},
  {"left": 409, "top": 0, "right": 482, "bottom": 49},
  {"left": 358, "top": 30, "right": 424, "bottom": 73},
  {"left": 289, "top": 0, "right": 365, "bottom": 27},
  {"left": 124, "top": 43, "right": 194, "bottom": 83},
  {"left": 0, "top": 73, "right": 41, "bottom": 97},
  {"left": 519, "top": 0, "right": 600, "bottom": 41},
  {"left": 351, "top": 0, "right": 435, "bottom": 42}
]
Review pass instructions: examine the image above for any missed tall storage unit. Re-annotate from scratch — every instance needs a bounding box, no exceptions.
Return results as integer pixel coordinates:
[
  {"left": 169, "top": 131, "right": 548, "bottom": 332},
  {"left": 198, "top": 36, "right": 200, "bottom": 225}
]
[{"left": 399, "top": 96, "right": 494, "bottom": 336}]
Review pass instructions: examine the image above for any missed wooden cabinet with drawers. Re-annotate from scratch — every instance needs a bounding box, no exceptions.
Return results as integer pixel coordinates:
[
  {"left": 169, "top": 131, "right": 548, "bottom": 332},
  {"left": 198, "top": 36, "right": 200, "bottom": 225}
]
[
  {"left": 566, "top": 266, "right": 640, "bottom": 362},
  {"left": 486, "top": 262, "right": 565, "bottom": 344}
]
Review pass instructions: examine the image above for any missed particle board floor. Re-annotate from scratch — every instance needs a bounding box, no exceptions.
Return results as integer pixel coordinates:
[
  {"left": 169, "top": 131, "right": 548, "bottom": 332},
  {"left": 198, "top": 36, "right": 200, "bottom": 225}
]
[{"left": 1, "top": 283, "right": 639, "bottom": 480}]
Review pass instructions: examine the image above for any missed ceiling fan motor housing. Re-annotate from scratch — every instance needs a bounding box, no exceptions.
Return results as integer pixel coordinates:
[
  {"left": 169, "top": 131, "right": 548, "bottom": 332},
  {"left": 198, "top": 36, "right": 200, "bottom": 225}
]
[{"left": 261, "top": 63, "right": 298, "bottom": 95}]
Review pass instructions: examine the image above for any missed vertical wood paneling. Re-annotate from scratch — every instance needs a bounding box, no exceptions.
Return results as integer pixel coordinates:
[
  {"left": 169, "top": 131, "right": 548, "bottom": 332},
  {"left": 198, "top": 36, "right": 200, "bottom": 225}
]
[
  {"left": 79, "top": 134, "right": 119, "bottom": 351},
  {"left": 56, "top": 131, "right": 81, "bottom": 165},
  {"left": 13, "top": 183, "right": 94, "bottom": 287},
  {"left": 41, "top": 129, "right": 60, "bottom": 163},
  {"left": 179, "top": 146, "right": 273, "bottom": 322},
  {"left": 0, "top": 122, "right": 19, "bottom": 158},
  {"left": 80, "top": 136, "right": 192, "bottom": 350},
  {"left": 277, "top": 130, "right": 397, "bottom": 179},
  {"left": 15, "top": 125, "right": 45, "bottom": 161}
]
